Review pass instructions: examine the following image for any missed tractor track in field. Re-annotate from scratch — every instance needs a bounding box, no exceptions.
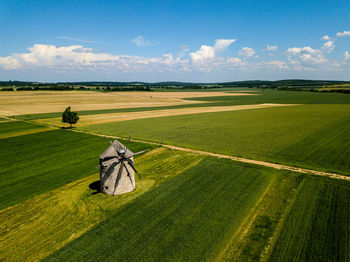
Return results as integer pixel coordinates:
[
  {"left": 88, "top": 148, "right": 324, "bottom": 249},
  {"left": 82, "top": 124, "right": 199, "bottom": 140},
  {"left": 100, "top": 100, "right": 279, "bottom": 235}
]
[{"left": 2, "top": 115, "right": 349, "bottom": 182}]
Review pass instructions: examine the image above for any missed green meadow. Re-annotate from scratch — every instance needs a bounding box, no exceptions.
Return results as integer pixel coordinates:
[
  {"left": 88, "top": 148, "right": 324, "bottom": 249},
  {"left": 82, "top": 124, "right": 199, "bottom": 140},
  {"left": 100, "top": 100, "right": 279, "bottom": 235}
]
[
  {"left": 269, "top": 176, "right": 350, "bottom": 262},
  {"left": 0, "top": 147, "right": 202, "bottom": 261},
  {"left": 80, "top": 104, "right": 350, "bottom": 175},
  {"left": 0, "top": 122, "right": 154, "bottom": 209},
  {"left": 45, "top": 160, "right": 350, "bottom": 262},
  {"left": 46, "top": 158, "right": 279, "bottom": 261},
  {"left": 185, "top": 89, "right": 350, "bottom": 104},
  {"left": 1, "top": 89, "right": 350, "bottom": 261}
]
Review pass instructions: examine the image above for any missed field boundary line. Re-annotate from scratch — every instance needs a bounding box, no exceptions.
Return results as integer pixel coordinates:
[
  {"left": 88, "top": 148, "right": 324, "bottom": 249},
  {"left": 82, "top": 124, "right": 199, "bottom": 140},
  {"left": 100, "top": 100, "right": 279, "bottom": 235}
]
[{"left": 69, "top": 129, "right": 350, "bottom": 182}]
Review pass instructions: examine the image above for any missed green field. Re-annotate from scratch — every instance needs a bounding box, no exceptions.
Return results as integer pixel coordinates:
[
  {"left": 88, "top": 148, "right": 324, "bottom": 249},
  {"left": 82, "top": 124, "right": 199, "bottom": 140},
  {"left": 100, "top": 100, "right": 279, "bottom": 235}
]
[
  {"left": 46, "top": 157, "right": 279, "bottom": 261},
  {"left": 269, "top": 176, "right": 350, "bottom": 261},
  {"left": 0, "top": 147, "right": 203, "bottom": 261},
  {"left": 79, "top": 104, "right": 350, "bottom": 175},
  {"left": 185, "top": 89, "right": 350, "bottom": 104},
  {"left": 0, "top": 123, "right": 154, "bottom": 209},
  {"left": 1, "top": 89, "right": 350, "bottom": 261},
  {"left": 0, "top": 121, "right": 50, "bottom": 138}
]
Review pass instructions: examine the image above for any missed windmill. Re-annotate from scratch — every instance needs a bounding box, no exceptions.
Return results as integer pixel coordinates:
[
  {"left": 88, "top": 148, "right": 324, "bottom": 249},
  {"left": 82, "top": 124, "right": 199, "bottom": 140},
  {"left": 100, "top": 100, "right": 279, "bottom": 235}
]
[{"left": 98, "top": 133, "right": 146, "bottom": 195}]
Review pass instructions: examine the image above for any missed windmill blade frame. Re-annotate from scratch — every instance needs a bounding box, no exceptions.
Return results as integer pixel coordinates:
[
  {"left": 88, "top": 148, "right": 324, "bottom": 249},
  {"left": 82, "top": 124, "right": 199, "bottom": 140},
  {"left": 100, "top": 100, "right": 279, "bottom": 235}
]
[
  {"left": 122, "top": 162, "right": 134, "bottom": 188},
  {"left": 126, "top": 158, "right": 141, "bottom": 178},
  {"left": 101, "top": 161, "right": 120, "bottom": 185},
  {"left": 124, "top": 129, "right": 132, "bottom": 154},
  {"left": 113, "top": 161, "right": 124, "bottom": 194}
]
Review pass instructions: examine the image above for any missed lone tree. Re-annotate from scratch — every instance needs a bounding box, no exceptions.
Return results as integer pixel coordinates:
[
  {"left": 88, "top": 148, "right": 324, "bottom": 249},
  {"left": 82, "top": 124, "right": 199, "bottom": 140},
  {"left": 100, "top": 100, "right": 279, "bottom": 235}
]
[{"left": 62, "top": 106, "right": 79, "bottom": 128}]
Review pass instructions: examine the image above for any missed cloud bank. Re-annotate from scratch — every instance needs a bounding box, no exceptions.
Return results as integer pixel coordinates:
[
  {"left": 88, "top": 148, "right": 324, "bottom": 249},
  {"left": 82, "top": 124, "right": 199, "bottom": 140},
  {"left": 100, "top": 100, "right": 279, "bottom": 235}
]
[{"left": 1, "top": 31, "right": 349, "bottom": 80}]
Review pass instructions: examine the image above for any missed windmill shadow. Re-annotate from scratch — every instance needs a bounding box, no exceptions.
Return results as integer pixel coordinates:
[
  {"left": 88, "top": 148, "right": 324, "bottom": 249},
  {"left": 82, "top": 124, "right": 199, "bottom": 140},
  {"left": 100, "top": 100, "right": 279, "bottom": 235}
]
[{"left": 89, "top": 180, "right": 100, "bottom": 195}]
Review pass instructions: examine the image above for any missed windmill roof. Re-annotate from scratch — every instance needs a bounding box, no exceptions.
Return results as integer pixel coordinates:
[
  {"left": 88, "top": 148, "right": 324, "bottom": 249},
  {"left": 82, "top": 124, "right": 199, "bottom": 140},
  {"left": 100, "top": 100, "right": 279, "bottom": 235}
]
[{"left": 99, "top": 139, "right": 134, "bottom": 159}]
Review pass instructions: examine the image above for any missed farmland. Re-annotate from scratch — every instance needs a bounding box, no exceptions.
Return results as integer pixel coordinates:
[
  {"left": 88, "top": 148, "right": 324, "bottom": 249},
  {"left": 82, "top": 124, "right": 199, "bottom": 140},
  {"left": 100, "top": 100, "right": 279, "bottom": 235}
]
[
  {"left": 269, "top": 176, "right": 350, "bottom": 261},
  {"left": 1, "top": 88, "right": 350, "bottom": 261},
  {"left": 79, "top": 104, "right": 350, "bottom": 175},
  {"left": 0, "top": 121, "right": 154, "bottom": 209}
]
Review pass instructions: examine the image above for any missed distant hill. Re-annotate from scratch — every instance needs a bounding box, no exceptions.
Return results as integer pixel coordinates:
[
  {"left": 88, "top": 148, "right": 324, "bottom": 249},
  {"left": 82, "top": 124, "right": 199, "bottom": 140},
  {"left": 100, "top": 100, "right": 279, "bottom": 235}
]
[
  {"left": 1, "top": 79, "right": 350, "bottom": 94},
  {"left": 2, "top": 79, "right": 350, "bottom": 87}
]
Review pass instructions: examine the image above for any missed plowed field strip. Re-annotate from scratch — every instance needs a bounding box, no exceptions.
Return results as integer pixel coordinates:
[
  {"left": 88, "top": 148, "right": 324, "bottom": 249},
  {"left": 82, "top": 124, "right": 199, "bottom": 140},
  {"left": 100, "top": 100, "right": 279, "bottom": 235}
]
[{"left": 35, "top": 103, "right": 297, "bottom": 126}]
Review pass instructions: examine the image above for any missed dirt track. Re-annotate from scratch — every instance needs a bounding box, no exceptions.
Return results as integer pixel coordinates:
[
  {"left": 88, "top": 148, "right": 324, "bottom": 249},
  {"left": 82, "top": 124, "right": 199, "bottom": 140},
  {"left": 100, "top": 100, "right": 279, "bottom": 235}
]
[
  {"left": 2, "top": 114, "right": 349, "bottom": 182},
  {"left": 71, "top": 129, "right": 350, "bottom": 182}
]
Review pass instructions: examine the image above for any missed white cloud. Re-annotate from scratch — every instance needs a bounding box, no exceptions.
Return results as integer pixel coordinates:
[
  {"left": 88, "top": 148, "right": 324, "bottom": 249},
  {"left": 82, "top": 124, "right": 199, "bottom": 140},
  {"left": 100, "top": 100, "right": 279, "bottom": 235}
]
[
  {"left": 321, "top": 40, "right": 335, "bottom": 53},
  {"left": 286, "top": 46, "right": 320, "bottom": 55},
  {"left": 345, "top": 51, "right": 350, "bottom": 61},
  {"left": 226, "top": 57, "right": 243, "bottom": 66},
  {"left": 263, "top": 60, "right": 288, "bottom": 69},
  {"left": 286, "top": 46, "right": 331, "bottom": 71},
  {"left": 190, "top": 45, "right": 216, "bottom": 63},
  {"left": 263, "top": 45, "right": 278, "bottom": 52},
  {"left": 0, "top": 56, "right": 22, "bottom": 70},
  {"left": 321, "top": 35, "right": 330, "bottom": 41},
  {"left": 131, "top": 36, "right": 152, "bottom": 47},
  {"left": 213, "top": 39, "right": 236, "bottom": 51},
  {"left": 0, "top": 41, "right": 346, "bottom": 76},
  {"left": 299, "top": 53, "right": 328, "bottom": 65},
  {"left": 189, "top": 39, "right": 236, "bottom": 63},
  {"left": 336, "top": 30, "right": 350, "bottom": 37},
  {"left": 239, "top": 47, "right": 256, "bottom": 58},
  {"left": 0, "top": 44, "right": 190, "bottom": 72}
]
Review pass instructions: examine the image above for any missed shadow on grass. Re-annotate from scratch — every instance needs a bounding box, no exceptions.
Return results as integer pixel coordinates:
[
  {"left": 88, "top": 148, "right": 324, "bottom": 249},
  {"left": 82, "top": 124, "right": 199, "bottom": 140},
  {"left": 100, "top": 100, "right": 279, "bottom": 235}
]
[{"left": 89, "top": 180, "right": 100, "bottom": 195}]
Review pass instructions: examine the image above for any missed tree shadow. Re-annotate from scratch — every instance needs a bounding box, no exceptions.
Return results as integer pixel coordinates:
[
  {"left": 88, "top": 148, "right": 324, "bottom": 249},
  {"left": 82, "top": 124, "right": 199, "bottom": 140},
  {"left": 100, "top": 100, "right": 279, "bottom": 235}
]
[{"left": 89, "top": 180, "right": 100, "bottom": 195}]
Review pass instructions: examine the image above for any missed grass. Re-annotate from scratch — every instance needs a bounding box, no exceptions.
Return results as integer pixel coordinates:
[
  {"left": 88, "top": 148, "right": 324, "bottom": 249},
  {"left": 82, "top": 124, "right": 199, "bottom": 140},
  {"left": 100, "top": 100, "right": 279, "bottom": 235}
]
[
  {"left": 0, "top": 148, "right": 203, "bottom": 262},
  {"left": 0, "top": 129, "right": 154, "bottom": 209},
  {"left": 80, "top": 104, "right": 350, "bottom": 175},
  {"left": 222, "top": 172, "right": 305, "bottom": 261},
  {"left": 46, "top": 157, "right": 278, "bottom": 261},
  {"left": 185, "top": 89, "right": 350, "bottom": 104},
  {"left": 2, "top": 89, "right": 350, "bottom": 261},
  {"left": 268, "top": 176, "right": 350, "bottom": 261},
  {"left": 0, "top": 121, "right": 51, "bottom": 138},
  {"left": 0, "top": 117, "right": 12, "bottom": 122}
]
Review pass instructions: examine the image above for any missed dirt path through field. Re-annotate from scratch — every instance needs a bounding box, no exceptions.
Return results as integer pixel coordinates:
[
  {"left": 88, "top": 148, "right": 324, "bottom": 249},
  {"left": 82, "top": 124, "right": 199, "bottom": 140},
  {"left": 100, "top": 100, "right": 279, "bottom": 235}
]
[
  {"left": 70, "top": 129, "right": 350, "bottom": 182},
  {"left": 2, "top": 114, "right": 349, "bottom": 182}
]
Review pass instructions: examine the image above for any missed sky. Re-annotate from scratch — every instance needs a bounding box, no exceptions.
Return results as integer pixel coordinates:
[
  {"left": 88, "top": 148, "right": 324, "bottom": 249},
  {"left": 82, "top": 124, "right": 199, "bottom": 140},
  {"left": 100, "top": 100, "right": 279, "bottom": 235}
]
[{"left": 0, "top": 0, "right": 350, "bottom": 82}]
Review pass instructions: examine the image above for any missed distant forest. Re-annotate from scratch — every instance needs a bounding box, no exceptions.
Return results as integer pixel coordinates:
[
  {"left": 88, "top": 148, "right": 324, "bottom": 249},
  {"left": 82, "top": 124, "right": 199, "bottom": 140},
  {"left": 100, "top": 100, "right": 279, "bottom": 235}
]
[{"left": 1, "top": 79, "right": 350, "bottom": 94}]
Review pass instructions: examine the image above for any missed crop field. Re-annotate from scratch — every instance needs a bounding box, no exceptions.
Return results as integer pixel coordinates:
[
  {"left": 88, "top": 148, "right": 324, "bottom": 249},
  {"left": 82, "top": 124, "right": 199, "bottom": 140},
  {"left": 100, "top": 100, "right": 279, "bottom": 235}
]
[
  {"left": 0, "top": 90, "right": 253, "bottom": 116},
  {"left": 79, "top": 104, "right": 350, "bottom": 175},
  {"left": 1, "top": 89, "right": 350, "bottom": 261},
  {"left": 8, "top": 88, "right": 350, "bottom": 121},
  {"left": 36, "top": 103, "right": 295, "bottom": 127},
  {"left": 0, "top": 120, "right": 53, "bottom": 138},
  {"left": 0, "top": 122, "right": 154, "bottom": 209},
  {"left": 269, "top": 176, "right": 350, "bottom": 262}
]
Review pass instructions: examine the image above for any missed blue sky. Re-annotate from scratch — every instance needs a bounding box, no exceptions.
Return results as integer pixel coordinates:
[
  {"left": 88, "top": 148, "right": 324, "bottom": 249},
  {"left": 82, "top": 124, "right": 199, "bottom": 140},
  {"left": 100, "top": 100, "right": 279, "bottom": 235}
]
[{"left": 1, "top": 0, "right": 350, "bottom": 82}]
